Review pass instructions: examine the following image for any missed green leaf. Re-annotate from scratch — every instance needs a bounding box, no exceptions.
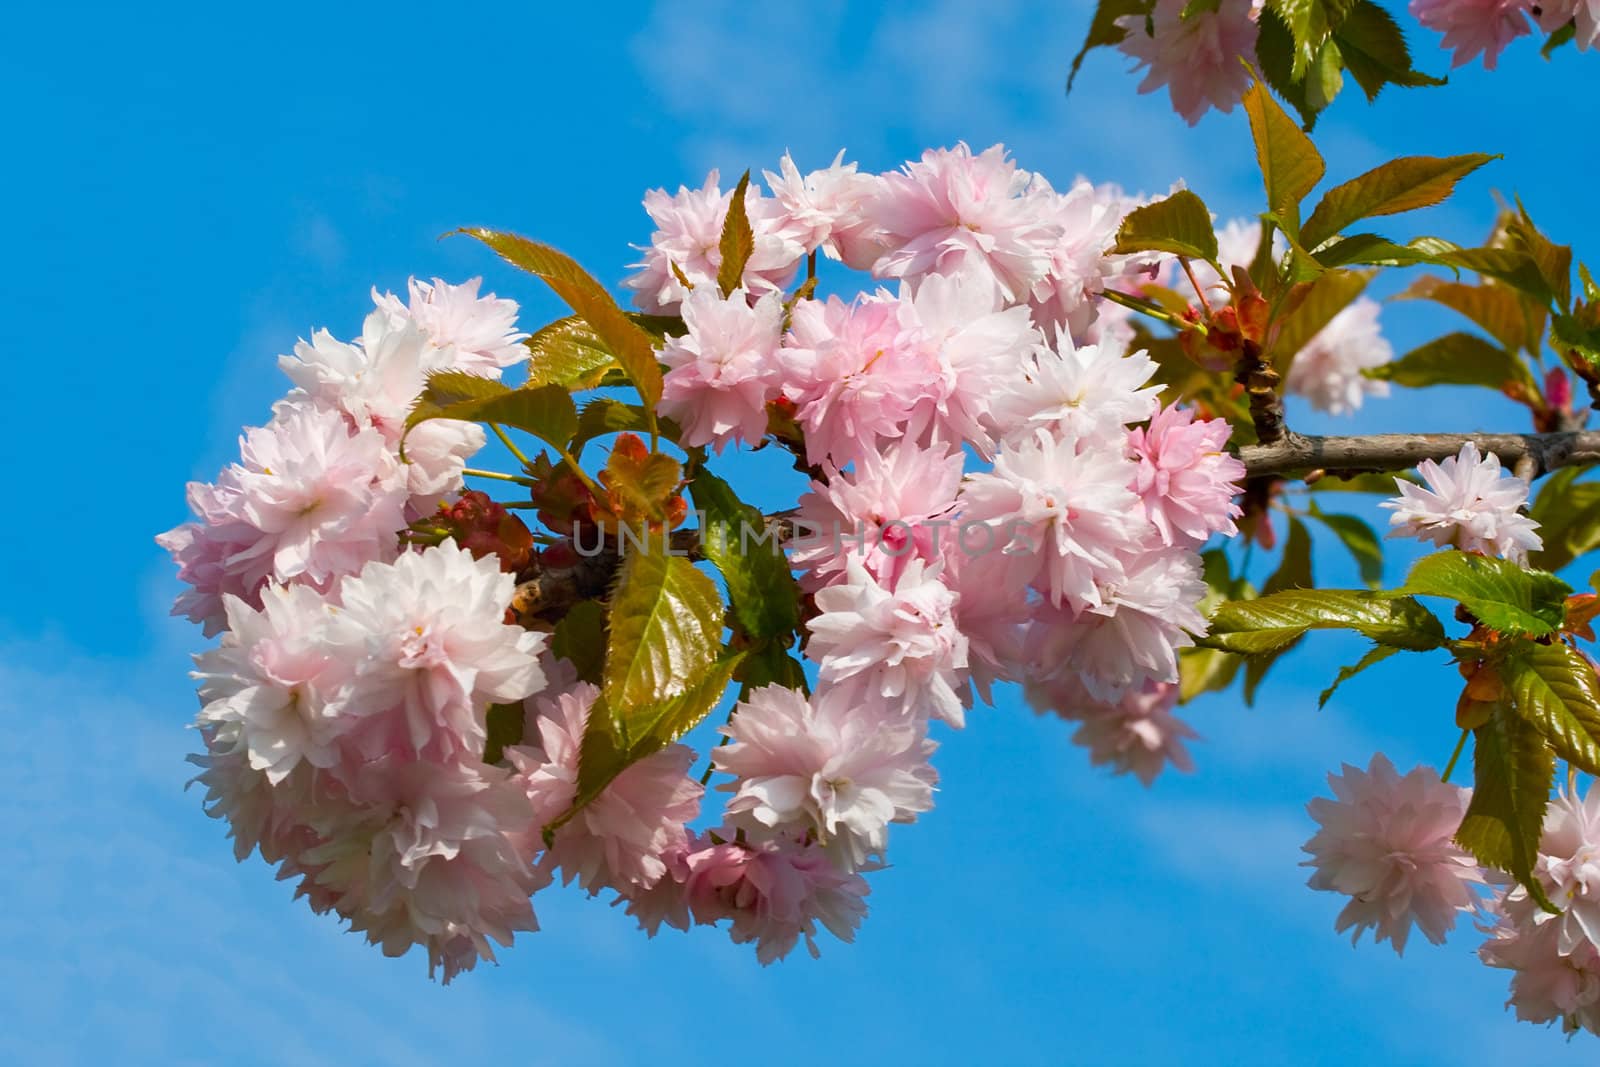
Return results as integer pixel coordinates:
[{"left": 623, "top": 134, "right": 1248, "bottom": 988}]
[
  {"left": 525, "top": 316, "right": 620, "bottom": 391},
  {"left": 736, "top": 640, "right": 810, "bottom": 697},
  {"left": 1306, "top": 505, "right": 1384, "bottom": 586},
  {"left": 1457, "top": 703, "right": 1557, "bottom": 910},
  {"left": 1178, "top": 645, "right": 1243, "bottom": 703},
  {"left": 455, "top": 228, "right": 665, "bottom": 413},
  {"left": 1304, "top": 38, "right": 1345, "bottom": 114},
  {"left": 1528, "top": 467, "right": 1600, "bottom": 572},
  {"left": 1334, "top": 0, "right": 1445, "bottom": 101},
  {"left": 1307, "top": 470, "right": 1416, "bottom": 494},
  {"left": 717, "top": 171, "right": 755, "bottom": 298},
  {"left": 552, "top": 599, "right": 608, "bottom": 685},
  {"left": 1256, "top": 6, "right": 1321, "bottom": 130},
  {"left": 1504, "top": 201, "right": 1573, "bottom": 312},
  {"left": 689, "top": 469, "right": 801, "bottom": 641},
  {"left": 1067, "top": 0, "right": 1149, "bottom": 92},
  {"left": 1271, "top": 269, "right": 1373, "bottom": 369},
  {"left": 1502, "top": 639, "right": 1600, "bottom": 775},
  {"left": 1428, "top": 244, "right": 1555, "bottom": 306},
  {"left": 602, "top": 543, "right": 724, "bottom": 745},
  {"left": 1242, "top": 77, "right": 1325, "bottom": 233},
  {"left": 1399, "top": 551, "right": 1571, "bottom": 636},
  {"left": 1317, "top": 643, "right": 1398, "bottom": 707},
  {"left": 1263, "top": 516, "right": 1314, "bottom": 595},
  {"left": 1543, "top": 21, "right": 1577, "bottom": 58},
  {"left": 1300, "top": 154, "right": 1497, "bottom": 251},
  {"left": 1244, "top": 636, "right": 1302, "bottom": 706},
  {"left": 572, "top": 398, "right": 653, "bottom": 454},
  {"left": 1113, "top": 190, "right": 1220, "bottom": 265},
  {"left": 1271, "top": 0, "right": 1343, "bottom": 79},
  {"left": 1392, "top": 276, "right": 1544, "bottom": 355},
  {"left": 1367, "top": 332, "right": 1532, "bottom": 392},
  {"left": 1313, "top": 233, "right": 1441, "bottom": 269},
  {"left": 482, "top": 702, "right": 525, "bottom": 765},
  {"left": 1200, "top": 588, "right": 1445, "bottom": 654},
  {"left": 406, "top": 374, "right": 578, "bottom": 453}
]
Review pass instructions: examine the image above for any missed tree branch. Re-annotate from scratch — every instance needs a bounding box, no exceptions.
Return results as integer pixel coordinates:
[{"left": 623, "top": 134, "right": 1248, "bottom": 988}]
[{"left": 1239, "top": 429, "right": 1600, "bottom": 480}]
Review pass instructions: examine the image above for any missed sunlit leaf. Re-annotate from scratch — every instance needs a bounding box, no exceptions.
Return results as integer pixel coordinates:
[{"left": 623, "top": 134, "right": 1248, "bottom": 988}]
[
  {"left": 1398, "top": 550, "right": 1570, "bottom": 636},
  {"left": 1300, "top": 154, "right": 1496, "bottom": 251}
]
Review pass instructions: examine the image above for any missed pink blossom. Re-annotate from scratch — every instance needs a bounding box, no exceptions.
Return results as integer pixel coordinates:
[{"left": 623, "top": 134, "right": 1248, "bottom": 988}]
[
  {"left": 993, "top": 335, "right": 1163, "bottom": 447},
  {"left": 943, "top": 549, "right": 1032, "bottom": 700},
  {"left": 508, "top": 680, "right": 703, "bottom": 894},
  {"left": 1284, "top": 297, "right": 1393, "bottom": 416},
  {"left": 302, "top": 757, "right": 543, "bottom": 983},
  {"left": 806, "top": 558, "right": 970, "bottom": 727},
  {"left": 1026, "top": 676, "right": 1197, "bottom": 785},
  {"left": 193, "top": 583, "right": 351, "bottom": 784},
  {"left": 1381, "top": 441, "right": 1543, "bottom": 563},
  {"left": 1500, "top": 787, "right": 1600, "bottom": 956},
  {"left": 1480, "top": 902, "right": 1600, "bottom": 1036},
  {"left": 1302, "top": 754, "right": 1485, "bottom": 954},
  {"left": 623, "top": 171, "right": 805, "bottom": 313},
  {"left": 790, "top": 442, "right": 965, "bottom": 591},
  {"left": 658, "top": 287, "right": 785, "bottom": 451},
  {"left": 1410, "top": 0, "right": 1532, "bottom": 69},
  {"left": 867, "top": 143, "right": 1060, "bottom": 304},
  {"left": 1534, "top": 0, "right": 1600, "bottom": 49},
  {"left": 896, "top": 271, "right": 1042, "bottom": 454},
  {"left": 1115, "top": 0, "right": 1260, "bottom": 126},
  {"left": 762, "top": 151, "right": 884, "bottom": 267},
  {"left": 646, "top": 831, "right": 871, "bottom": 964},
  {"left": 959, "top": 427, "right": 1144, "bottom": 612},
  {"left": 1026, "top": 177, "right": 1152, "bottom": 340},
  {"left": 326, "top": 541, "right": 548, "bottom": 763},
  {"left": 1127, "top": 403, "right": 1245, "bottom": 547},
  {"left": 1176, "top": 217, "right": 1266, "bottom": 298},
  {"left": 714, "top": 686, "right": 937, "bottom": 866},
  {"left": 781, "top": 292, "right": 936, "bottom": 467},
  {"left": 1026, "top": 547, "right": 1208, "bottom": 700},
  {"left": 156, "top": 405, "right": 409, "bottom": 633},
  {"left": 373, "top": 276, "right": 528, "bottom": 372}
]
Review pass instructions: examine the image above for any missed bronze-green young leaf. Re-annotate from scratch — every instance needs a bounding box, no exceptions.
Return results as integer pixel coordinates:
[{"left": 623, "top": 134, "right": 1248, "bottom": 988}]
[
  {"left": 1398, "top": 550, "right": 1570, "bottom": 637},
  {"left": 1367, "top": 332, "right": 1534, "bottom": 392},
  {"left": 1242, "top": 77, "right": 1325, "bottom": 233},
  {"left": 455, "top": 228, "right": 664, "bottom": 413},
  {"left": 690, "top": 469, "right": 802, "bottom": 641},
  {"left": 1198, "top": 588, "right": 1445, "bottom": 654},
  {"left": 602, "top": 544, "right": 724, "bottom": 745},
  {"left": 1501, "top": 639, "right": 1600, "bottom": 775},
  {"left": 717, "top": 171, "right": 756, "bottom": 297},
  {"left": 405, "top": 373, "right": 578, "bottom": 454},
  {"left": 1393, "top": 275, "right": 1543, "bottom": 356},
  {"left": 1456, "top": 702, "right": 1558, "bottom": 911},
  {"left": 1113, "top": 189, "right": 1220, "bottom": 265},
  {"left": 1300, "top": 153, "right": 1497, "bottom": 251},
  {"left": 1528, "top": 468, "right": 1600, "bottom": 572},
  {"left": 525, "top": 316, "right": 621, "bottom": 391},
  {"left": 1270, "top": 269, "right": 1373, "bottom": 372}
]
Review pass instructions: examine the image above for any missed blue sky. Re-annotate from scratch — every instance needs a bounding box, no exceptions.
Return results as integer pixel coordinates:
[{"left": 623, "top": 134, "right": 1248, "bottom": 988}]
[{"left": 4, "top": 2, "right": 1599, "bottom": 1062}]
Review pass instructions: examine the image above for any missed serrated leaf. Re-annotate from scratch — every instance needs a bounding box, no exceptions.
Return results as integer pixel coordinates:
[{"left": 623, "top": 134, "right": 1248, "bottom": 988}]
[
  {"left": 1244, "top": 635, "right": 1302, "bottom": 705},
  {"left": 1368, "top": 331, "right": 1533, "bottom": 392},
  {"left": 1178, "top": 645, "right": 1243, "bottom": 703},
  {"left": 455, "top": 228, "right": 664, "bottom": 413},
  {"left": 552, "top": 599, "right": 608, "bottom": 685},
  {"left": 1502, "top": 639, "right": 1600, "bottom": 775},
  {"left": 717, "top": 171, "right": 755, "bottom": 298},
  {"left": 1306, "top": 505, "right": 1384, "bottom": 586},
  {"left": 1528, "top": 467, "right": 1600, "bottom": 572},
  {"left": 1334, "top": 0, "right": 1445, "bottom": 100},
  {"left": 690, "top": 469, "right": 801, "bottom": 641},
  {"left": 572, "top": 398, "right": 653, "bottom": 454},
  {"left": 1199, "top": 588, "right": 1445, "bottom": 654},
  {"left": 406, "top": 374, "right": 578, "bottom": 453},
  {"left": 1313, "top": 233, "right": 1439, "bottom": 269},
  {"left": 1399, "top": 550, "right": 1571, "bottom": 636},
  {"left": 1242, "top": 78, "right": 1325, "bottom": 234},
  {"left": 1317, "top": 643, "right": 1398, "bottom": 707},
  {"left": 1457, "top": 703, "right": 1557, "bottom": 910},
  {"left": 602, "top": 543, "right": 724, "bottom": 745},
  {"left": 1393, "top": 276, "right": 1543, "bottom": 355},
  {"left": 1068, "top": 0, "right": 1149, "bottom": 91},
  {"left": 602, "top": 437, "right": 683, "bottom": 525},
  {"left": 525, "top": 316, "right": 620, "bottom": 390},
  {"left": 1504, "top": 202, "right": 1573, "bottom": 312},
  {"left": 1264, "top": 516, "right": 1314, "bottom": 595},
  {"left": 1429, "top": 244, "right": 1555, "bottom": 306},
  {"left": 1270, "top": 269, "right": 1373, "bottom": 368},
  {"left": 1300, "top": 154, "right": 1497, "bottom": 251},
  {"left": 1271, "top": 0, "right": 1338, "bottom": 79},
  {"left": 1113, "top": 189, "right": 1219, "bottom": 265},
  {"left": 1257, "top": 6, "right": 1322, "bottom": 130}
]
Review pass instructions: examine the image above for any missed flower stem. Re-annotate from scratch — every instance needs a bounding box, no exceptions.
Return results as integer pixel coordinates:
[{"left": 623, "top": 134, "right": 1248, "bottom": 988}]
[
  {"left": 489, "top": 423, "right": 533, "bottom": 469},
  {"left": 463, "top": 467, "right": 535, "bottom": 486},
  {"left": 1442, "top": 728, "right": 1470, "bottom": 783}
]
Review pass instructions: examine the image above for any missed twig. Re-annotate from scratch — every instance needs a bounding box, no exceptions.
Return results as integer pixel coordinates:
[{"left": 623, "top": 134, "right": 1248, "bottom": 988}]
[{"left": 1238, "top": 429, "right": 1600, "bottom": 480}]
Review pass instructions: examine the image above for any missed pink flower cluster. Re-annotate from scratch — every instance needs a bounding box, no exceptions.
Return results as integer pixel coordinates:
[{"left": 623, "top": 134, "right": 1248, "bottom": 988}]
[
  {"left": 1409, "top": 0, "right": 1600, "bottom": 68},
  {"left": 158, "top": 278, "right": 527, "bottom": 635},
  {"left": 1303, "top": 755, "right": 1600, "bottom": 1037},
  {"left": 1382, "top": 441, "right": 1543, "bottom": 563}
]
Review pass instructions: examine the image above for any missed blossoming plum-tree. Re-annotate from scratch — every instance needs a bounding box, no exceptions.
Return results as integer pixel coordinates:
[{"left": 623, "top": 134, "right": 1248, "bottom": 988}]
[{"left": 160, "top": 11, "right": 1600, "bottom": 1037}]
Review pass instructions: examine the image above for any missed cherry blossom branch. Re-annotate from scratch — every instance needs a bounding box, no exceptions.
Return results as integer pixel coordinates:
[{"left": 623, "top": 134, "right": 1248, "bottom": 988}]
[{"left": 1239, "top": 429, "right": 1600, "bottom": 480}]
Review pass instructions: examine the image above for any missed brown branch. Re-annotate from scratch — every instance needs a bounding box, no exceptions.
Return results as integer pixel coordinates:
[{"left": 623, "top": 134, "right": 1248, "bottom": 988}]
[
  {"left": 1234, "top": 339, "right": 1287, "bottom": 446},
  {"left": 1239, "top": 429, "right": 1600, "bottom": 480}
]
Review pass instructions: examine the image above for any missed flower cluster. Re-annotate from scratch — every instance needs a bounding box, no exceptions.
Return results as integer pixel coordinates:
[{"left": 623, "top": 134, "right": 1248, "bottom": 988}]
[
  {"left": 1410, "top": 0, "right": 1600, "bottom": 70},
  {"left": 1382, "top": 441, "right": 1543, "bottom": 563},
  {"left": 1303, "top": 755, "right": 1600, "bottom": 1037},
  {"left": 164, "top": 145, "right": 1270, "bottom": 980}
]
